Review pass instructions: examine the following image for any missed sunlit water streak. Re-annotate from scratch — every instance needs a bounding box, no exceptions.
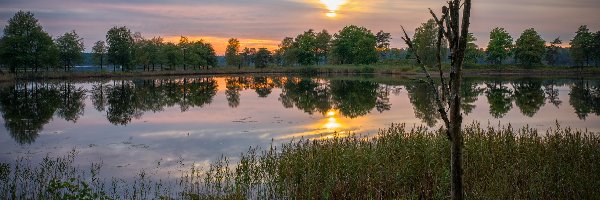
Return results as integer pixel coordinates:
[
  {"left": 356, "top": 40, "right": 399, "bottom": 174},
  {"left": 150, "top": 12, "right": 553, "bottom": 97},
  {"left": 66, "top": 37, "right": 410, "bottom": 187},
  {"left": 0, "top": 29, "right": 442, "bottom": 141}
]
[{"left": 0, "top": 75, "right": 598, "bottom": 180}]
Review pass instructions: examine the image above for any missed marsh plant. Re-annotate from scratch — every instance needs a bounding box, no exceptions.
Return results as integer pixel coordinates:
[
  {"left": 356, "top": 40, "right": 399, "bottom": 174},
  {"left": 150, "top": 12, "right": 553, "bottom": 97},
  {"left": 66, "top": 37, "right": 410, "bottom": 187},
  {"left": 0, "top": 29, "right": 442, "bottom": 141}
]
[{"left": 1, "top": 123, "right": 599, "bottom": 199}]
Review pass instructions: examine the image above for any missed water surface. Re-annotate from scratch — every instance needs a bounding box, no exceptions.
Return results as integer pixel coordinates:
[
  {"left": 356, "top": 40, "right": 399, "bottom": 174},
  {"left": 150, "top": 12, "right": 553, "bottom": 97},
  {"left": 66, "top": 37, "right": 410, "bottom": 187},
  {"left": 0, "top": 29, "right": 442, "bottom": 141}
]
[{"left": 1, "top": 75, "right": 599, "bottom": 177}]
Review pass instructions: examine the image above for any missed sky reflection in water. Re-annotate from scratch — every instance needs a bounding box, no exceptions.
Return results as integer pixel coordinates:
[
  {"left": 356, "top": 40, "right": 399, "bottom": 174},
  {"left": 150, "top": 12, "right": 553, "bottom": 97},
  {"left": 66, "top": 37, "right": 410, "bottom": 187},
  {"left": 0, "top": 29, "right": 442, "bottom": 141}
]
[{"left": 0, "top": 76, "right": 599, "bottom": 178}]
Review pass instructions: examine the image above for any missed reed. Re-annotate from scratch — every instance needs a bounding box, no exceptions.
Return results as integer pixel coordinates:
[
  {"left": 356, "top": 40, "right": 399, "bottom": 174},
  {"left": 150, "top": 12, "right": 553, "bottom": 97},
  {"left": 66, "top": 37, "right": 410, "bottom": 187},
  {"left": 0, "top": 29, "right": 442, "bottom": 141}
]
[{"left": 1, "top": 123, "right": 599, "bottom": 199}]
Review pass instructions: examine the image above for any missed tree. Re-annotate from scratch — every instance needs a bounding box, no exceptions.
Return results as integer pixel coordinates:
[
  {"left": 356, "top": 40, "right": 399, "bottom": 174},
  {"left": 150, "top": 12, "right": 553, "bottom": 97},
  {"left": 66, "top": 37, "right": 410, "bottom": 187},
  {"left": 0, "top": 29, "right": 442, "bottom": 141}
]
[
  {"left": 376, "top": 30, "right": 392, "bottom": 60},
  {"left": 292, "top": 29, "right": 319, "bottom": 65},
  {"left": 569, "top": 25, "right": 593, "bottom": 67},
  {"left": 545, "top": 38, "right": 562, "bottom": 66},
  {"left": 315, "top": 30, "right": 332, "bottom": 65},
  {"left": 55, "top": 30, "right": 85, "bottom": 71},
  {"left": 413, "top": 19, "right": 447, "bottom": 66},
  {"left": 400, "top": 0, "right": 472, "bottom": 198},
  {"left": 162, "top": 42, "right": 182, "bottom": 70},
  {"left": 106, "top": 26, "right": 134, "bottom": 72},
  {"left": 254, "top": 48, "right": 272, "bottom": 68},
  {"left": 514, "top": 28, "right": 545, "bottom": 67},
  {"left": 275, "top": 37, "right": 299, "bottom": 66},
  {"left": 92, "top": 41, "right": 107, "bottom": 69},
  {"left": 186, "top": 40, "right": 217, "bottom": 70},
  {"left": 592, "top": 31, "right": 600, "bottom": 66},
  {"left": 485, "top": 27, "right": 513, "bottom": 65},
  {"left": 464, "top": 33, "right": 483, "bottom": 65},
  {"left": 132, "top": 32, "right": 150, "bottom": 71},
  {"left": 330, "top": 25, "right": 378, "bottom": 64},
  {"left": 225, "top": 38, "right": 241, "bottom": 67},
  {"left": 241, "top": 47, "right": 256, "bottom": 67},
  {"left": 147, "top": 37, "right": 165, "bottom": 71},
  {"left": 0, "top": 11, "right": 57, "bottom": 73}
]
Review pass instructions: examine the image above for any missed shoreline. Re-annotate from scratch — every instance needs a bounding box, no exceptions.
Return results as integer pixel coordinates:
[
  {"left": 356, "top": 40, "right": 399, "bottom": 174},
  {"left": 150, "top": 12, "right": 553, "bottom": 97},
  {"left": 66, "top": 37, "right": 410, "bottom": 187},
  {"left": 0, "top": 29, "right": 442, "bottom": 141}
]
[{"left": 1, "top": 66, "right": 599, "bottom": 82}]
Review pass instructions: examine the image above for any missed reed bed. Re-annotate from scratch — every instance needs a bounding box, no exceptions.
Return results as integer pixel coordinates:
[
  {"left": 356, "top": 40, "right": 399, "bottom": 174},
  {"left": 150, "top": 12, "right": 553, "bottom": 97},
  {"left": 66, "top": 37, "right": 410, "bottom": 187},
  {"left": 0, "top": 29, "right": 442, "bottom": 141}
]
[{"left": 1, "top": 123, "right": 599, "bottom": 199}]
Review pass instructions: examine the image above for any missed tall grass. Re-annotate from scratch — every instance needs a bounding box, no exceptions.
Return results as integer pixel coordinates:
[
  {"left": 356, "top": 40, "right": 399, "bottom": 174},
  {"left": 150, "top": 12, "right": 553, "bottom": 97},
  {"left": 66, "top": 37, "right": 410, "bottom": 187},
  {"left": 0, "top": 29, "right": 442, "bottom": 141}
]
[{"left": 1, "top": 123, "right": 599, "bottom": 199}]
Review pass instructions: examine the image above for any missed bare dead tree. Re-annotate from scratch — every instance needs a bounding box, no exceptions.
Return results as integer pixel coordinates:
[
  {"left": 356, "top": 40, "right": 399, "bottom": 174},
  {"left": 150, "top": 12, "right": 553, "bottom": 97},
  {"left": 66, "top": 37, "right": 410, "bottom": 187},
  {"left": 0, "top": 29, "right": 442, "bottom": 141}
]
[{"left": 400, "top": 0, "right": 472, "bottom": 199}]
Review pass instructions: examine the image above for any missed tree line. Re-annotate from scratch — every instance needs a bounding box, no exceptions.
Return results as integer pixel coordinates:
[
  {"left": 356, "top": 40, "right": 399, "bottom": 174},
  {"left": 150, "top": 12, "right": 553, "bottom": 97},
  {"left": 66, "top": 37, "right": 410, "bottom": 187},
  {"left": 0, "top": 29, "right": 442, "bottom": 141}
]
[
  {"left": 1, "top": 10, "right": 599, "bottom": 74},
  {"left": 0, "top": 11, "right": 217, "bottom": 73}
]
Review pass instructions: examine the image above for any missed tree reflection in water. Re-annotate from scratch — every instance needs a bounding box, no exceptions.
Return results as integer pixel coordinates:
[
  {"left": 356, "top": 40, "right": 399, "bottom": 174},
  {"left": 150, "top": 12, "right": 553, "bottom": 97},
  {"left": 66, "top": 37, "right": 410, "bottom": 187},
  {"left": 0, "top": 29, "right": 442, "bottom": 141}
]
[{"left": 0, "top": 77, "right": 599, "bottom": 144}]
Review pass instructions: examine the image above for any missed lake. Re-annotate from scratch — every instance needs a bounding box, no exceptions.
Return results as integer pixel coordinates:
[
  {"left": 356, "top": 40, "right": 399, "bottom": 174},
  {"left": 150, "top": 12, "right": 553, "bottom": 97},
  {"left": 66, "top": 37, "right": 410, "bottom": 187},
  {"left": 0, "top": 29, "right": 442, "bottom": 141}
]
[{"left": 1, "top": 75, "right": 599, "bottom": 178}]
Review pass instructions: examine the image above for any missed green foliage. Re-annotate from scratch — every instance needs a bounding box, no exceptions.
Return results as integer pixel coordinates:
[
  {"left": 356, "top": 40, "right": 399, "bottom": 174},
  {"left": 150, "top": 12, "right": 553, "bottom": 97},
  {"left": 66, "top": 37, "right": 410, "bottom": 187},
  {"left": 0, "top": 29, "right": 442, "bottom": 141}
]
[
  {"left": 592, "top": 31, "right": 600, "bottom": 66},
  {"left": 48, "top": 178, "right": 112, "bottom": 200},
  {"left": 106, "top": 26, "right": 134, "bottom": 71},
  {"left": 486, "top": 27, "right": 513, "bottom": 65},
  {"left": 514, "top": 28, "right": 546, "bottom": 66},
  {"left": 330, "top": 25, "right": 378, "bottom": 65},
  {"left": 55, "top": 30, "right": 85, "bottom": 71},
  {"left": 412, "top": 19, "right": 447, "bottom": 66},
  {"left": 254, "top": 48, "right": 272, "bottom": 68},
  {"left": 0, "top": 10, "right": 57, "bottom": 73},
  {"left": 464, "top": 33, "right": 483, "bottom": 65},
  {"left": 225, "top": 38, "right": 241, "bottom": 67},
  {"left": 570, "top": 25, "right": 593, "bottom": 66},
  {"left": 92, "top": 40, "right": 107, "bottom": 68},
  {"left": 161, "top": 42, "right": 182, "bottom": 69},
  {"left": 275, "top": 29, "right": 331, "bottom": 66}
]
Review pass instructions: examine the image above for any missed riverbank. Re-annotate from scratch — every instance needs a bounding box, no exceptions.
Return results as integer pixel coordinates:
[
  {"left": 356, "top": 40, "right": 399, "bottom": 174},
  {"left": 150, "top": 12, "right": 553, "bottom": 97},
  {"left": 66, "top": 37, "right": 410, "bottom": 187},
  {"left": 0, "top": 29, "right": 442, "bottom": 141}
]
[
  {"left": 1, "top": 123, "right": 598, "bottom": 199},
  {"left": 1, "top": 65, "right": 599, "bottom": 82}
]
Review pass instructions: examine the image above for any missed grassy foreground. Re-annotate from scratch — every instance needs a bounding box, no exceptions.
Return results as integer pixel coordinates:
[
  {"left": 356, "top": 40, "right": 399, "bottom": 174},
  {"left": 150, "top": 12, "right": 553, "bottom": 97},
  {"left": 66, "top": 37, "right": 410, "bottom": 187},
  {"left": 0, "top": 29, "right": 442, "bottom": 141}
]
[{"left": 1, "top": 123, "right": 599, "bottom": 199}]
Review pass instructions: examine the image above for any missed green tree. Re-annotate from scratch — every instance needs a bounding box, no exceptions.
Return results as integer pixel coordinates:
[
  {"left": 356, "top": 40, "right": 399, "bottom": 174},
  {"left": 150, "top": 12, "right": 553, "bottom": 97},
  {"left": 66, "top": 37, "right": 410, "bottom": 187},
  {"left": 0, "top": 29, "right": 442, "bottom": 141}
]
[
  {"left": 106, "top": 26, "right": 134, "bottom": 72},
  {"left": 376, "top": 30, "right": 392, "bottom": 60},
  {"left": 225, "top": 38, "right": 241, "bottom": 67},
  {"left": 162, "top": 42, "right": 182, "bottom": 70},
  {"left": 315, "top": 30, "right": 332, "bottom": 65},
  {"left": 0, "top": 11, "right": 57, "bottom": 73},
  {"left": 592, "top": 31, "right": 600, "bottom": 66},
  {"left": 293, "top": 29, "right": 319, "bottom": 65},
  {"left": 412, "top": 19, "right": 447, "bottom": 66},
  {"left": 254, "top": 48, "right": 272, "bottom": 68},
  {"left": 55, "top": 30, "right": 85, "bottom": 71},
  {"left": 545, "top": 38, "right": 562, "bottom": 66},
  {"left": 330, "top": 25, "right": 378, "bottom": 64},
  {"left": 147, "top": 37, "right": 164, "bottom": 71},
  {"left": 91, "top": 41, "right": 107, "bottom": 69},
  {"left": 187, "top": 40, "right": 217, "bottom": 70},
  {"left": 275, "top": 37, "right": 299, "bottom": 66},
  {"left": 514, "top": 28, "right": 546, "bottom": 66},
  {"left": 569, "top": 25, "right": 593, "bottom": 67},
  {"left": 486, "top": 27, "right": 513, "bottom": 65},
  {"left": 132, "top": 32, "right": 150, "bottom": 71},
  {"left": 464, "top": 33, "right": 483, "bottom": 65}
]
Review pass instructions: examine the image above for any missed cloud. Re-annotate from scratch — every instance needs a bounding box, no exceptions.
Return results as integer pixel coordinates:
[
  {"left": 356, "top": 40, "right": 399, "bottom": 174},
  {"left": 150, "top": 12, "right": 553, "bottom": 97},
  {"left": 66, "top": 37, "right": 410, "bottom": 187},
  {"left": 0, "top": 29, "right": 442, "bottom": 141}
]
[{"left": 0, "top": 0, "right": 598, "bottom": 53}]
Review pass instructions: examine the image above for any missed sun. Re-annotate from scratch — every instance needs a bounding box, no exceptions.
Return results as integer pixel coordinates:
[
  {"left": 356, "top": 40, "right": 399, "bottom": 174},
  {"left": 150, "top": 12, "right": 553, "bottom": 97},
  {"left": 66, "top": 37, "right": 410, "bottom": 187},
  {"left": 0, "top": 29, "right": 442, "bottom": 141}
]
[{"left": 319, "top": 0, "right": 347, "bottom": 17}]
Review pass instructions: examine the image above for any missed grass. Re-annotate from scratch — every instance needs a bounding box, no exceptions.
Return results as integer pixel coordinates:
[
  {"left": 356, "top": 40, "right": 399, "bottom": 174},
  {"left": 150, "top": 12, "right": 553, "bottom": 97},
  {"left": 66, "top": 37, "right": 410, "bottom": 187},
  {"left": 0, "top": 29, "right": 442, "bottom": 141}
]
[{"left": 1, "top": 123, "right": 599, "bottom": 199}]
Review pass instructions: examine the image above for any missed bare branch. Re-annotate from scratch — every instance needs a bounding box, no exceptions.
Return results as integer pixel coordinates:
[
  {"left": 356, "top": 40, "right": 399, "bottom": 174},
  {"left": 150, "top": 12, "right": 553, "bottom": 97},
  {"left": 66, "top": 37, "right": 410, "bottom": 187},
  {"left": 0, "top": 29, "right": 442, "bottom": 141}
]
[{"left": 400, "top": 26, "right": 451, "bottom": 139}]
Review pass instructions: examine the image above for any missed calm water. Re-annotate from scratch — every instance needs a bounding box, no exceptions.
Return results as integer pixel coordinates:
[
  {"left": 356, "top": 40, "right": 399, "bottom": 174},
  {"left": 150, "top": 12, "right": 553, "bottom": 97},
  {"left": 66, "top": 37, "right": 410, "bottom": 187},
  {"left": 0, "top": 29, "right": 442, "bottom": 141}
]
[{"left": 1, "top": 75, "right": 599, "bottom": 177}]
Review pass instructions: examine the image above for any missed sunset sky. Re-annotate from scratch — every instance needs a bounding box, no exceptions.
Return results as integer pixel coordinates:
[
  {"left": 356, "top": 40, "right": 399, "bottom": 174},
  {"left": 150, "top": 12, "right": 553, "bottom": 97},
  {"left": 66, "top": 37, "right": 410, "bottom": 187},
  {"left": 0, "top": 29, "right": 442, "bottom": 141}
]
[{"left": 1, "top": 0, "right": 599, "bottom": 54}]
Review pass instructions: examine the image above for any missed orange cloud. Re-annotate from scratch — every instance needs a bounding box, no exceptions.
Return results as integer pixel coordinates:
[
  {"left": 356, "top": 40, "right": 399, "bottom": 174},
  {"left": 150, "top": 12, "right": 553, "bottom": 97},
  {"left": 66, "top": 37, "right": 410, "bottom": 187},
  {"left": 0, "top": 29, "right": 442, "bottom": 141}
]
[{"left": 162, "top": 35, "right": 280, "bottom": 55}]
